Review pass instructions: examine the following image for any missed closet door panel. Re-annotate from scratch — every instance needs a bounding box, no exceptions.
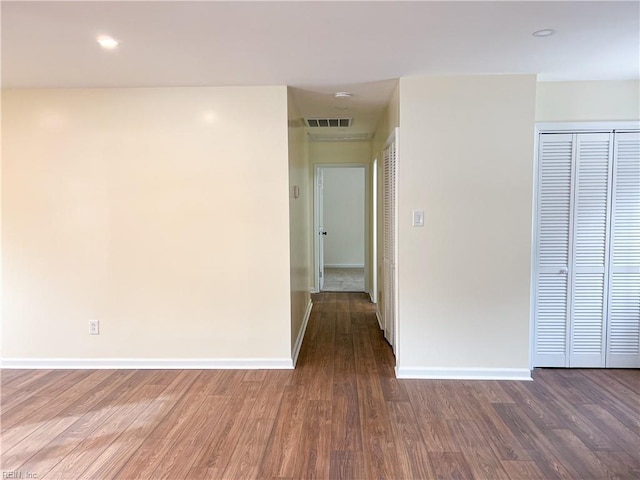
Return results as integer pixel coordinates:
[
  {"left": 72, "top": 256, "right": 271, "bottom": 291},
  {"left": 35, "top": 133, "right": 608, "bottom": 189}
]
[
  {"left": 607, "top": 132, "right": 640, "bottom": 368},
  {"left": 608, "top": 273, "right": 640, "bottom": 366},
  {"left": 534, "top": 133, "right": 573, "bottom": 367},
  {"left": 571, "top": 273, "right": 606, "bottom": 366},
  {"left": 569, "top": 133, "right": 612, "bottom": 367},
  {"left": 383, "top": 131, "right": 397, "bottom": 350}
]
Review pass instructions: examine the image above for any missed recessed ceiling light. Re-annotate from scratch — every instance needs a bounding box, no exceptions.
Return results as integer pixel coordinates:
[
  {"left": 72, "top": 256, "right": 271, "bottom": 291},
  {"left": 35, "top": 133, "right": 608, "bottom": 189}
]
[
  {"left": 97, "top": 35, "right": 120, "bottom": 49},
  {"left": 533, "top": 29, "right": 555, "bottom": 37},
  {"left": 334, "top": 92, "right": 352, "bottom": 98}
]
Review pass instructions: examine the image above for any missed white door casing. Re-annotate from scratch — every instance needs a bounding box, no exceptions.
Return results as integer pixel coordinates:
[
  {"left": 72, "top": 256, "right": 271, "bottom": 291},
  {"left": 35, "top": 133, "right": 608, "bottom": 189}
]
[
  {"left": 371, "top": 157, "right": 378, "bottom": 304},
  {"left": 318, "top": 168, "right": 325, "bottom": 291},
  {"left": 313, "top": 163, "right": 371, "bottom": 294}
]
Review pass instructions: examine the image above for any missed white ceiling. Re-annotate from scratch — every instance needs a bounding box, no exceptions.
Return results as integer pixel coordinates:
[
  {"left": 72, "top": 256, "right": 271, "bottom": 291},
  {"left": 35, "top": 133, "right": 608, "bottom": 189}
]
[{"left": 3, "top": 1, "right": 638, "bottom": 139}]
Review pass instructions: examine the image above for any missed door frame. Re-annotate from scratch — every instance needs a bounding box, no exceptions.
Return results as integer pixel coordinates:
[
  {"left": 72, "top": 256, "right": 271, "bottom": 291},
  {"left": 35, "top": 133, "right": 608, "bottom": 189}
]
[
  {"left": 313, "top": 163, "right": 371, "bottom": 294},
  {"left": 371, "top": 156, "right": 378, "bottom": 304}
]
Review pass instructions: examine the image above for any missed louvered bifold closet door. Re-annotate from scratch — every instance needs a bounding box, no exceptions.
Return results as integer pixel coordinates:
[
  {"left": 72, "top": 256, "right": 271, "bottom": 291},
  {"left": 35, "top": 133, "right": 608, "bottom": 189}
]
[
  {"left": 534, "top": 134, "right": 574, "bottom": 367},
  {"left": 569, "top": 133, "right": 613, "bottom": 367},
  {"left": 607, "top": 132, "right": 640, "bottom": 368},
  {"left": 383, "top": 138, "right": 397, "bottom": 348}
]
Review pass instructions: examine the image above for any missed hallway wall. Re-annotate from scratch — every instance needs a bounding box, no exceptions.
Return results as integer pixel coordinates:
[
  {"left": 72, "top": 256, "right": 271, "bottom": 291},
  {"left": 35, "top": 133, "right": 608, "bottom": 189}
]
[
  {"left": 397, "top": 74, "right": 536, "bottom": 378},
  {"left": 372, "top": 82, "right": 399, "bottom": 323},
  {"left": 287, "top": 88, "right": 312, "bottom": 359}
]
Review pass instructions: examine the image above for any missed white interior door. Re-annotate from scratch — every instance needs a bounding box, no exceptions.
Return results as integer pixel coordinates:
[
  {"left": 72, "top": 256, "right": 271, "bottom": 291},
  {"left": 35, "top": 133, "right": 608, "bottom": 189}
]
[{"left": 606, "top": 131, "right": 640, "bottom": 368}]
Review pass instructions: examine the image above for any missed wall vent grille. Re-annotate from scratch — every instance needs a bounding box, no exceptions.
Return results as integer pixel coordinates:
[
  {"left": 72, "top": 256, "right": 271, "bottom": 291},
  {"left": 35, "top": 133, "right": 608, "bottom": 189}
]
[{"left": 305, "top": 118, "right": 353, "bottom": 128}]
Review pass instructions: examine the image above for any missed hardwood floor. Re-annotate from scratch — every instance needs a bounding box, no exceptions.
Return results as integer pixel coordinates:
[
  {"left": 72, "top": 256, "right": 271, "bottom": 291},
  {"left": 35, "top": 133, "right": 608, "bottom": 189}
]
[{"left": 1, "top": 292, "right": 639, "bottom": 479}]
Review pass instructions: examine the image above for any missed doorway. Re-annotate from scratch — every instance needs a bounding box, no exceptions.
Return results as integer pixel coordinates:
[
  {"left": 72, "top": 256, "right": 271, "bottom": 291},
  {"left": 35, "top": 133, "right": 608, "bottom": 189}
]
[{"left": 314, "top": 164, "right": 370, "bottom": 293}]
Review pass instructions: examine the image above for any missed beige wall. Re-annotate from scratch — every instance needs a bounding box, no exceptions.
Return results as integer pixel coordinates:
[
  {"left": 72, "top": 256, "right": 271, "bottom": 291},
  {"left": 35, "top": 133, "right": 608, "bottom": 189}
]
[
  {"left": 308, "top": 141, "right": 372, "bottom": 166},
  {"left": 397, "top": 75, "right": 536, "bottom": 375},
  {"left": 371, "top": 83, "right": 399, "bottom": 167},
  {"left": 2, "top": 87, "right": 292, "bottom": 362},
  {"left": 536, "top": 80, "right": 640, "bottom": 122},
  {"left": 287, "top": 88, "right": 311, "bottom": 355}
]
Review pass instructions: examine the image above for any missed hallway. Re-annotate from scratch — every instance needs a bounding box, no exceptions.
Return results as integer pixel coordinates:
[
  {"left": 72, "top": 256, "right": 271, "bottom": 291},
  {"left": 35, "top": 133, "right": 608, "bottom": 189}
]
[{"left": 1, "top": 293, "right": 639, "bottom": 479}]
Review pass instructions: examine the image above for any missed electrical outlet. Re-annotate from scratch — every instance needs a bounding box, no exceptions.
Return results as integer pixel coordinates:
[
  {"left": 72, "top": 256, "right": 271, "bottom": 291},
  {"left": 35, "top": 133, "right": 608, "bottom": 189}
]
[{"left": 89, "top": 320, "right": 100, "bottom": 335}]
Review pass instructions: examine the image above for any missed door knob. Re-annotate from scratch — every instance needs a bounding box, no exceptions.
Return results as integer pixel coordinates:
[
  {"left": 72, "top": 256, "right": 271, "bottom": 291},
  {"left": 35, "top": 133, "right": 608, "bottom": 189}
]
[{"left": 321, "top": 231, "right": 327, "bottom": 235}]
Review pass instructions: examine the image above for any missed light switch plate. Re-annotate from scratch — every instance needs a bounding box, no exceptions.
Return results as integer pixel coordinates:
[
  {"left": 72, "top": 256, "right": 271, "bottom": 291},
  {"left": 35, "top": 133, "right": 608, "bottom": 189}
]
[
  {"left": 89, "top": 320, "right": 100, "bottom": 335},
  {"left": 412, "top": 210, "right": 424, "bottom": 227}
]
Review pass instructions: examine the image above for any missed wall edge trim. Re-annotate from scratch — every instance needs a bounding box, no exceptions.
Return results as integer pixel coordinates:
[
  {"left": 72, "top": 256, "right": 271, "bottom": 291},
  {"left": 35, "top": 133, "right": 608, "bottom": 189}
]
[
  {"left": 0, "top": 358, "right": 294, "bottom": 370},
  {"left": 292, "top": 299, "right": 313, "bottom": 367},
  {"left": 395, "top": 367, "right": 532, "bottom": 381},
  {"left": 375, "top": 310, "right": 383, "bottom": 330}
]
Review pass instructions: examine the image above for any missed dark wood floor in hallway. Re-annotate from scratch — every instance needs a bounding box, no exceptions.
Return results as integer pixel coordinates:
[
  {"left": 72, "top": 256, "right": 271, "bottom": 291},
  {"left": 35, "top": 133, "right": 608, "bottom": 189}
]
[{"left": 1, "top": 292, "right": 639, "bottom": 479}]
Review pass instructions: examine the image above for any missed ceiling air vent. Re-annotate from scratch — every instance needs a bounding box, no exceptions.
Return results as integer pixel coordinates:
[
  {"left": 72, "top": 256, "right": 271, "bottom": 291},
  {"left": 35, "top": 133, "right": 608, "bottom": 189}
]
[{"left": 305, "top": 118, "right": 353, "bottom": 128}]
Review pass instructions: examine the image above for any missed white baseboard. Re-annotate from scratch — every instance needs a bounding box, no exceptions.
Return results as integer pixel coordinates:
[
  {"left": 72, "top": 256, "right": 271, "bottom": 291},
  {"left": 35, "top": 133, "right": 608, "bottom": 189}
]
[
  {"left": 375, "top": 310, "right": 383, "bottom": 330},
  {"left": 395, "top": 367, "right": 532, "bottom": 381},
  {"left": 0, "top": 357, "right": 294, "bottom": 370},
  {"left": 323, "top": 264, "right": 365, "bottom": 268},
  {"left": 292, "top": 299, "right": 313, "bottom": 367},
  {"left": 369, "top": 290, "right": 376, "bottom": 304}
]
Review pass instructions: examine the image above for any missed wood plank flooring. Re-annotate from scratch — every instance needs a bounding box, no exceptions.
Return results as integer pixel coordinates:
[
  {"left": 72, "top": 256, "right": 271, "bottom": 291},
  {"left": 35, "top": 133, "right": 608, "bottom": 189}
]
[{"left": 1, "top": 292, "right": 639, "bottom": 479}]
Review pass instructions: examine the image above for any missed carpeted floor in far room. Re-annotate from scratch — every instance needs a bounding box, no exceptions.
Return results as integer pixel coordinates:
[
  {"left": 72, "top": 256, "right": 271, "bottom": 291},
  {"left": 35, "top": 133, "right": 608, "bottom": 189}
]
[{"left": 323, "top": 267, "right": 365, "bottom": 292}]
